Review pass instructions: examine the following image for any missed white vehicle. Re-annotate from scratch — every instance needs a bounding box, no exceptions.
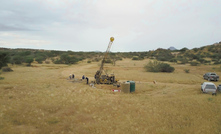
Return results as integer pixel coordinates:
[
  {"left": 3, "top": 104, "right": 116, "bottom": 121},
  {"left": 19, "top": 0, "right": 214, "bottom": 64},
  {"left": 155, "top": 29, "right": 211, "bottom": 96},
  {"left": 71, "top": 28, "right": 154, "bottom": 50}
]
[{"left": 201, "top": 82, "right": 217, "bottom": 95}]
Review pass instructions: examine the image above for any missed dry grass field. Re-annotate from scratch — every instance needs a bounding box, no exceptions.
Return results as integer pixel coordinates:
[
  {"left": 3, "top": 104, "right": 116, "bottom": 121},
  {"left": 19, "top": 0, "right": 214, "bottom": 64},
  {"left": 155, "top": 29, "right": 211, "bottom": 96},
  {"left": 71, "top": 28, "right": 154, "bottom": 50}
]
[{"left": 1, "top": 59, "right": 221, "bottom": 134}]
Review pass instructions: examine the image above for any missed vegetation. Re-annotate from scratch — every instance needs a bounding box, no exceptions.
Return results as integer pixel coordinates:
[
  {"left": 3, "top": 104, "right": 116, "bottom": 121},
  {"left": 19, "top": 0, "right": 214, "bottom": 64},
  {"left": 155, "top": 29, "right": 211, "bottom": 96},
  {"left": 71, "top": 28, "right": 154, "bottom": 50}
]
[
  {"left": 25, "top": 57, "right": 34, "bottom": 66},
  {"left": 154, "top": 48, "right": 174, "bottom": 61},
  {"left": 0, "top": 59, "right": 221, "bottom": 133},
  {"left": 0, "top": 41, "right": 221, "bottom": 66},
  {"left": 190, "top": 61, "right": 200, "bottom": 66},
  {"left": 53, "top": 53, "right": 79, "bottom": 64},
  {"left": 0, "top": 52, "right": 10, "bottom": 69},
  {"left": 184, "top": 69, "right": 190, "bottom": 73},
  {"left": 132, "top": 56, "right": 139, "bottom": 60},
  {"left": 144, "top": 61, "right": 175, "bottom": 72},
  {"left": 2, "top": 67, "right": 13, "bottom": 72}
]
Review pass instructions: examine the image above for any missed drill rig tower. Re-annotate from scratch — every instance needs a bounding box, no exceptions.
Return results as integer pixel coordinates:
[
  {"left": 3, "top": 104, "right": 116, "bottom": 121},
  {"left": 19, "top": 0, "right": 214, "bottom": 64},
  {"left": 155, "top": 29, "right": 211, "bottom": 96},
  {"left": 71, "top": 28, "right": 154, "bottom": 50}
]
[{"left": 95, "top": 37, "right": 117, "bottom": 84}]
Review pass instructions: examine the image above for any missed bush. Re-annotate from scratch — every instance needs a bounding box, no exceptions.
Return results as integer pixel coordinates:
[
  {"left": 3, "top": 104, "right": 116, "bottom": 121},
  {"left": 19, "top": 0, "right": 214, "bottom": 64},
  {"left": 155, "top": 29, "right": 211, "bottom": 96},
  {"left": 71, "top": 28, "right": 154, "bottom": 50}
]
[
  {"left": 35, "top": 56, "right": 45, "bottom": 64},
  {"left": 11, "top": 56, "right": 23, "bottom": 64},
  {"left": 53, "top": 59, "right": 62, "bottom": 64},
  {"left": 169, "top": 58, "right": 177, "bottom": 63},
  {"left": 93, "top": 58, "right": 101, "bottom": 62},
  {"left": 25, "top": 57, "right": 34, "bottom": 66},
  {"left": 190, "top": 61, "right": 200, "bottom": 66},
  {"left": 104, "top": 59, "right": 112, "bottom": 63},
  {"left": 144, "top": 61, "right": 175, "bottom": 73},
  {"left": 198, "top": 58, "right": 206, "bottom": 63},
  {"left": 60, "top": 54, "right": 79, "bottom": 64},
  {"left": 87, "top": 60, "right": 91, "bottom": 63},
  {"left": 132, "top": 56, "right": 139, "bottom": 60},
  {"left": 0, "top": 76, "right": 4, "bottom": 80},
  {"left": 0, "top": 52, "right": 10, "bottom": 69},
  {"left": 155, "top": 49, "right": 174, "bottom": 61},
  {"left": 214, "top": 60, "right": 221, "bottom": 65},
  {"left": 179, "top": 58, "right": 189, "bottom": 64},
  {"left": 184, "top": 69, "right": 190, "bottom": 73},
  {"left": 2, "top": 67, "right": 13, "bottom": 72}
]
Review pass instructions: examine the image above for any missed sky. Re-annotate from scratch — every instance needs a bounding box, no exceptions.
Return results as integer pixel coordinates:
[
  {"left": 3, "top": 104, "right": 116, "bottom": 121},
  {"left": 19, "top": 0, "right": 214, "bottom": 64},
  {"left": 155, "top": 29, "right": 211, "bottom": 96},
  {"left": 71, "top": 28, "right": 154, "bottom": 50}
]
[{"left": 0, "top": 0, "right": 221, "bottom": 52}]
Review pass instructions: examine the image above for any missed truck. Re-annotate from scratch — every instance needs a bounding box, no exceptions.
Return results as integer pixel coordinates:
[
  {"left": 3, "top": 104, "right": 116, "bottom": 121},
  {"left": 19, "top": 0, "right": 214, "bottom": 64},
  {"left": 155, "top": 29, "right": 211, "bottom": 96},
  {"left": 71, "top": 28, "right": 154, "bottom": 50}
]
[
  {"left": 201, "top": 82, "right": 217, "bottom": 95},
  {"left": 203, "top": 72, "right": 219, "bottom": 81}
]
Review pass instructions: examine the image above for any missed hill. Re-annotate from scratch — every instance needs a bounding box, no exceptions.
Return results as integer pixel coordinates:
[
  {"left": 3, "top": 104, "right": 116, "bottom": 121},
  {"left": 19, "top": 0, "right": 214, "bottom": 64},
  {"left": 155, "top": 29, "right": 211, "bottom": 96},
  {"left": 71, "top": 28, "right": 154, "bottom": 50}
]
[
  {"left": 0, "top": 41, "right": 221, "bottom": 66},
  {"left": 168, "top": 46, "right": 177, "bottom": 50}
]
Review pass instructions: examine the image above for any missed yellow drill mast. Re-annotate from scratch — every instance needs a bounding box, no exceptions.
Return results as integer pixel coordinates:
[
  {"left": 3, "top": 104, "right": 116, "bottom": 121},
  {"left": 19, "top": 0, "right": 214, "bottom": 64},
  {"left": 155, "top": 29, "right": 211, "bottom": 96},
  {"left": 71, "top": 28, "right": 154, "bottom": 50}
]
[{"left": 95, "top": 37, "right": 117, "bottom": 84}]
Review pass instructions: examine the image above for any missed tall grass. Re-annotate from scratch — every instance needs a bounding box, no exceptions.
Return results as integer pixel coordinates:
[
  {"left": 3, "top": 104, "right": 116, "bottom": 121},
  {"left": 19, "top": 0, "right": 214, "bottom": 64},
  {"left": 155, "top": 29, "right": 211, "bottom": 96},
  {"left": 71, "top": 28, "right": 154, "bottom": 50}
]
[{"left": 0, "top": 60, "right": 221, "bottom": 133}]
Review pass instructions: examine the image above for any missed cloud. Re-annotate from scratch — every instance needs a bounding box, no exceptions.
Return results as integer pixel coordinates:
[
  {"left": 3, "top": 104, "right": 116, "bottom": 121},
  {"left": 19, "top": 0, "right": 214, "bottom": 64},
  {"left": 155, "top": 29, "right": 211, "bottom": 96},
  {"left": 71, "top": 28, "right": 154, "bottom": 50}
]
[
  {"left": 0, "top": 0, "right": 220, "bottom": 51},
  {"left": 0, "top": 32, "right": 50, "bottom": 49}
]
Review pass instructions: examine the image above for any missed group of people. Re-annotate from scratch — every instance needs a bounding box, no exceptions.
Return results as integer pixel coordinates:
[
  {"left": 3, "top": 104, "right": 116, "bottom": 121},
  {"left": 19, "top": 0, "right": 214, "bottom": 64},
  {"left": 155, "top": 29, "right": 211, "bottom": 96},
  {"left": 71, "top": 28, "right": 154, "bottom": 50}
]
[
  {"left": 69, "top": 74, "right": 89, "bottom": 84},
  {"left": 82, "top": 75, "right": 89, "bottom": 84},
  {"left": 69, "top": 74, "right": 75, "bottom": 79}
]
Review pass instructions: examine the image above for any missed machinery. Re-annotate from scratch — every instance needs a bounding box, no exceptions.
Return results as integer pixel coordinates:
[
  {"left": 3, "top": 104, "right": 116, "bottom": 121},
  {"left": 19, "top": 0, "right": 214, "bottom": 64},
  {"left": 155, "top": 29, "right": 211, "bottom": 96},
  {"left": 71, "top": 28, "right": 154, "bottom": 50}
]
[{"left": 94, "top": 37, "right": 118, "bottom": 84}]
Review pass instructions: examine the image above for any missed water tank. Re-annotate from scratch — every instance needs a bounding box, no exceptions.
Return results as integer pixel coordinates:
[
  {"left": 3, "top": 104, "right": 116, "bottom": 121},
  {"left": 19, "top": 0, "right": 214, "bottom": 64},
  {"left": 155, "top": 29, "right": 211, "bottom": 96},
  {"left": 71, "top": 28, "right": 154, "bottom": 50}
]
[
  {"left": 121, "top": 82, "right": 130, "bottom": 93},
  {"left": 127, "top": 81, "right": 135, "bottom": 92}
]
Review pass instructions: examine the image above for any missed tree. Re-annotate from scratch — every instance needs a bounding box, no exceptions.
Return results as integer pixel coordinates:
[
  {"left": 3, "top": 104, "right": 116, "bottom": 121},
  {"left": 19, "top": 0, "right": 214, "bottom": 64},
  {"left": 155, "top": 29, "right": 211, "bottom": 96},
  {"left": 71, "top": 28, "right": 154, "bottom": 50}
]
[
  {"left": 155, "top": 49, "right": 174, "bottom": 61},
  {"left": 179, "top": 47, "right": 189, "bottom": 53},
  {"left": 11, "top": 55, "right": 23, "bottom": 64},
  {"left": 53, "top": 53, "right": 79, "bottom": 64},
  {"left": 25, "top": 57, "right": 34, "bottom": 66},
  {"left": 35, "top": 56, "right": 45, "bottom": 64},
  {"left": 60, "top": 54, "right": 78, "bottom": 64},
  {"left": 0, "top": 52, "right": 10, "bottom": 69}
]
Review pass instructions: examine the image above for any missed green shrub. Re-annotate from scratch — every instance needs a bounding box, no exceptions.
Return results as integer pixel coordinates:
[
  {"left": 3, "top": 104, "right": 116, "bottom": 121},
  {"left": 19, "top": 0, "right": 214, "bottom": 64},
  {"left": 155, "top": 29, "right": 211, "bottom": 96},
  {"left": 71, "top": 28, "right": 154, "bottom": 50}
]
[
  {"left": 198, "top": 58, "right": 206, "bottom": 63},
  {"left": 144, "top": 61, "right": 175, "bottom": 73},
  {"left": 190, "top": 61, "right": 200, "bottom": 66},
  {"left": 87, "top": 60, "right": 91, "bottom": 63},
  {"left": 214, "top": 60, "right": 221, "bottom": 65},
  {"left": 53, "top": 54, "right": 79, "bottom": 64},
  {"left": 0, "top": 76, "right": 4, "bottom": 80},
  {"left": 104, "top": 59, "right": 112, "bottom": 63},
  {"left": 11, "top": 55, "right": 23, "bottom": 64},
  {"left": 19, "top": 51, "right": 31, "bottom": 56},
  {"left": 0, "top": 52, "right": 10, "bottom": 69},
  {"left": 35, "top": 56, "right": 45, "bottom": 64},
  {"left": 184, "top": 69, "right": 190, "bottom": 73},
  {"left": 169, "top": 58, "right": 177, "bottom": 63},
  {"left": 179, "top": 58, "right": 189, "bottom": 64},
  {"left": 159, "top": 63, "right": 175, "bottom": 72},
  {"left": 2, "top": 67, "right": 13, "bottom": 72},
  {"left": 132, "top": 56, "right": 139, "bottom": 60},
  {"left": 93, "top": 58, "right": 101, "bottom": 62},
  {"left": 25, "top": 57, "right": 34, "bottom": 66}
]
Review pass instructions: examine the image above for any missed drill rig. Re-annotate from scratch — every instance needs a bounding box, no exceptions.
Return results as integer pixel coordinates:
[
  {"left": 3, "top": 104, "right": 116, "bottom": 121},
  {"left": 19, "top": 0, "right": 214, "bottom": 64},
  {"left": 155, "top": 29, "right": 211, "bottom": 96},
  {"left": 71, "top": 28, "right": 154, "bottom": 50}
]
[{"left": 94, "top": 37, "right": 118, "bottom": 84}]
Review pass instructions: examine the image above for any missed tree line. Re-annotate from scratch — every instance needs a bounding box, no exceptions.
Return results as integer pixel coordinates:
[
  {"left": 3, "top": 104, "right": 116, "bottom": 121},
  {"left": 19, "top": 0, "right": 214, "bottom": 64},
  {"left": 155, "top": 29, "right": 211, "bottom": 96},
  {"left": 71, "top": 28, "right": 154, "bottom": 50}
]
[{"left": 0, "top": 42, "right": 221, "bottom": 69}]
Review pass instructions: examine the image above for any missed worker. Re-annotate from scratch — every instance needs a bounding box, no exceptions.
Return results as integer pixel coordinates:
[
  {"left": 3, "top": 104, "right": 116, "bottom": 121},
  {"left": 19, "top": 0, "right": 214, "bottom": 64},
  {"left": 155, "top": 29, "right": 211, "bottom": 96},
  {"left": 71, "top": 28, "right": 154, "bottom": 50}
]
[
  {"left": 86, "top": 77, "right": 89, "bottom": 84},
  {"left": 69, "top": 74, "right": 72, "bottom": 79},
  {"left": 82, "top": 75, "right": 85, "bottom": 80},
  {"left": 72, "top": 74, "right": 75, "bottom": 79}
]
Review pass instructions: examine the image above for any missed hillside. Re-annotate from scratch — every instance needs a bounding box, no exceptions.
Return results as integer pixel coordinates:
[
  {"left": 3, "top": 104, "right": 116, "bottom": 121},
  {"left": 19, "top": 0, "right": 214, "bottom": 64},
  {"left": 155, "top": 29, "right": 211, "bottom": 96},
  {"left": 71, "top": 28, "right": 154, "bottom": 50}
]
[{"left": 0, "top": 41, "right": 221, "bottom": 66}]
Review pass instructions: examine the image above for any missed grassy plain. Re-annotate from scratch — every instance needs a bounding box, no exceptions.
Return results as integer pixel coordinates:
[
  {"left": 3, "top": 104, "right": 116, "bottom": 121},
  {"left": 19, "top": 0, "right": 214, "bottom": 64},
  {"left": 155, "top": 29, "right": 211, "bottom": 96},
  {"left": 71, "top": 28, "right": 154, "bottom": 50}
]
[{"left": 0, "top": 59, "right": 221, "bottom": 134}]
